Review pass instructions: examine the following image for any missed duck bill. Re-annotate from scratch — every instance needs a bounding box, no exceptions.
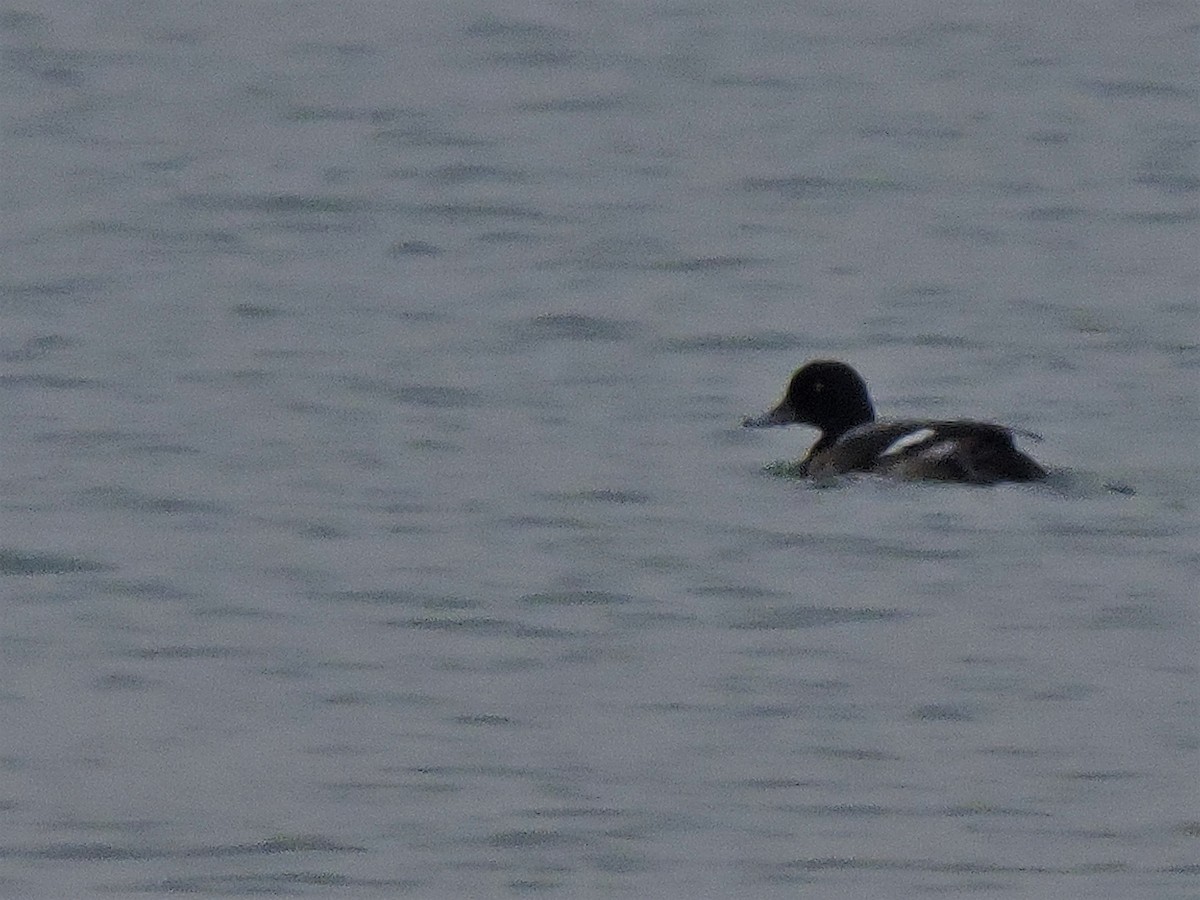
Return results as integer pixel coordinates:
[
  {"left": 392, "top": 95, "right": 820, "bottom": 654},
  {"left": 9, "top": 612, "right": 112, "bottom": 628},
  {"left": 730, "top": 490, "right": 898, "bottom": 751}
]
[{"left": 742, "top": 400, "right": 798, "bottom": 428}]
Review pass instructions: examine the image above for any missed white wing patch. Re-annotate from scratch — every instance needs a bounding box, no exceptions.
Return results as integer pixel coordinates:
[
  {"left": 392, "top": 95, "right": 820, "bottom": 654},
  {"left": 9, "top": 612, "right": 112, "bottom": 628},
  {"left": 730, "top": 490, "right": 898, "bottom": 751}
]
[{"left": 880, "top": 427, "right": 937, "bottom": 457}]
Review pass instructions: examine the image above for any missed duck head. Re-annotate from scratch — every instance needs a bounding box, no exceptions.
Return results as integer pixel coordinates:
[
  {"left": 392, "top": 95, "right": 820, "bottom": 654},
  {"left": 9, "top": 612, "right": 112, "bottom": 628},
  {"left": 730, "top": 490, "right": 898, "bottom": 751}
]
[{"left": 743, "top": 359, "right": 876, "bottom": 440}]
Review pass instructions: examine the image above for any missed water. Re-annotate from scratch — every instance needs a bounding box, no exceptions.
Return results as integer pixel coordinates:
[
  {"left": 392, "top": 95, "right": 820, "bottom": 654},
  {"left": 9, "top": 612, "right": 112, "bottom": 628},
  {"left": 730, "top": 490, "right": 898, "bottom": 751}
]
[{"left": 2, "top": 2, "right": 1198, "bottom": 897}]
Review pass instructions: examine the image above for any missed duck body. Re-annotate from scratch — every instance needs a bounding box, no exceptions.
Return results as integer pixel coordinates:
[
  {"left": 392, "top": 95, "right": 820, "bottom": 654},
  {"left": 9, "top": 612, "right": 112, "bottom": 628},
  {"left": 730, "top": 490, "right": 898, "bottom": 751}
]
[{"left": 743, "top": 360, "right": 1047, "bottom": 484}]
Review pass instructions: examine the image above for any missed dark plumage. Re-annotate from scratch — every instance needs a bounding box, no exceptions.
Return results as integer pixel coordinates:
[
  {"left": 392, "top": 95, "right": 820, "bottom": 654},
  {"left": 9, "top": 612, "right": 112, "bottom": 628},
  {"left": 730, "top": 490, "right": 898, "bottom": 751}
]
[{"left": 743, "top": 360, "right": 1047, "bottom": 484}]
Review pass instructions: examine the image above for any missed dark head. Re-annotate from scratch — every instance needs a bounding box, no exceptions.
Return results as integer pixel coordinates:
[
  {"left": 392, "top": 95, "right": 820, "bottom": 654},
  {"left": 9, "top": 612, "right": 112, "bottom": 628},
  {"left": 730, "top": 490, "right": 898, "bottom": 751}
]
[{"left": 743, "top": 360, "right": 875, "bottom": 440}]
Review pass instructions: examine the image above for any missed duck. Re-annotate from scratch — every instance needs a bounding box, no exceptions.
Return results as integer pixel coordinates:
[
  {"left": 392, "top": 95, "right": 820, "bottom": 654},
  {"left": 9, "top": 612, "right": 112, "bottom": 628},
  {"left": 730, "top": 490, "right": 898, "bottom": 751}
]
[{"left": 743, "top": 360, "right": 1047, "bottom": 484}]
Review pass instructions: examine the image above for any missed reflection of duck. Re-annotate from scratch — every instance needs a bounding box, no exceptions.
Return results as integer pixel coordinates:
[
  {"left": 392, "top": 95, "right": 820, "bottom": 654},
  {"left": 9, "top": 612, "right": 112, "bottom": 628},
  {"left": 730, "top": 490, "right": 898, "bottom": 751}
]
[{"left": 744, "top": 360, "right": 1047, "bottom": 484}]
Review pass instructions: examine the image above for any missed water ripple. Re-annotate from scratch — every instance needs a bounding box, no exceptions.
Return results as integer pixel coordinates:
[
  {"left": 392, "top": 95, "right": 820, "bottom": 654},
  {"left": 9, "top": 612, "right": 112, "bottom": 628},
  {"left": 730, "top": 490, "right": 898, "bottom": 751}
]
[
  {"left": 730, "top": 606, "right": 909, "bottom": 629},
  {"left": 0, "top": 548, "right": 111, "bottom": 575}
]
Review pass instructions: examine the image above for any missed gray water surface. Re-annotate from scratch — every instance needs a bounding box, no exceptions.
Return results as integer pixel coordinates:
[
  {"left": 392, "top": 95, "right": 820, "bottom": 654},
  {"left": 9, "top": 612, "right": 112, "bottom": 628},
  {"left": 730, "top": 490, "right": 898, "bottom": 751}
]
[{"left": 2, "top": 2, "right": 1198, "bottom": 897}]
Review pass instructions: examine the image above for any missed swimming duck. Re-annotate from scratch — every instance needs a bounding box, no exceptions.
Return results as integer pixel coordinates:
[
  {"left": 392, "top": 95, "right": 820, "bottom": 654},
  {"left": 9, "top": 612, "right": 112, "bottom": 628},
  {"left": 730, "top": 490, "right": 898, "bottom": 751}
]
[{"left": 743, "top": 360, "right": 1047, "bottom": 483}]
